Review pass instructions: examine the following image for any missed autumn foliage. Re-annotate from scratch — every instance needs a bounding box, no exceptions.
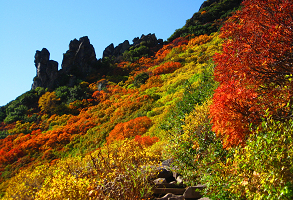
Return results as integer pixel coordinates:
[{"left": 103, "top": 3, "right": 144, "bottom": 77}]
[
  {"left": 107, "top": 116, "right": 153, "bottom": 144},
  {"left": 153, "top": 61, "right": 182, "bottom": 75},
  {"left": 210, "top": 0, "right": 293, "bottom": 147},
  {"left": 2, "top": 0, "right": 291, "bottom": 198}
]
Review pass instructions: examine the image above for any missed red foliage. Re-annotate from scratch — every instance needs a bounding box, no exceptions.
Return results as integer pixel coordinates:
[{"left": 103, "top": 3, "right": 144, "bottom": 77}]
[
  {"left": 134, "top": 135, "right": 159, "bottom": 147},
  {"left": 107, "top": 116, "right": 153, "bottom": 144},
  {"left": 153, "top": 61, "right": 182, "bottom": 75},
  {"left": 153, "top": 37, "right": 189, "bottom": 63},
  {"left": 211, "top": 0, "right": 293, "bottom": 147}
]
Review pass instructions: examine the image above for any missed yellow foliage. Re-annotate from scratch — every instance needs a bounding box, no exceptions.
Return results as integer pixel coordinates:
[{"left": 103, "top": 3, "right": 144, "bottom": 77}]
[
  {"left": 35, "top": 172, "right": 91, "bottom": 200},
  {"left": 88, "top": 139, "right": 161, "bottom": 199},
  {"left": 182, "top": 100, "right": 212, "bottom": 137},
  {"left": 8, "top": 121, "right": 31, "bottom": 135},
  {"left": 38, "top": 91, "right": 60, "bottom": 114},
  {"left": 46, "top": 114, "right": 73, "bottom": 130},
  {"left": 3, "top": 165, "right": 51, "bottom": 200}
]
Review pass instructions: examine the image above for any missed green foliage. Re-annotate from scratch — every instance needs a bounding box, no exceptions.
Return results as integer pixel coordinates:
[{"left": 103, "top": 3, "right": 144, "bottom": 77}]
[
  {"left": 0, "top": 131, "right": 9, "bottom": 140},
  {"left": 228, "top": 117, "right": 293, "bottom": 199},
  {"left": 2, "top": 88, "right": 45, "bottom": 124},
  {"left": 123, "top": 45, "right": 150, "bottom": 62},
  {"left": 134, "top": 72, "right": 149, "bottom": 87},
  {"left": 4, "top": 105, "right": 28, "bottom": 124},
  {"left": 168, "top": 0, "right": 242, "bottom": 42},
  {"left": 0, "top": 107, "right": 6, "bottom": 122},
  {"left": 55, "top": 85, "right": 91, "bottom": 105}
]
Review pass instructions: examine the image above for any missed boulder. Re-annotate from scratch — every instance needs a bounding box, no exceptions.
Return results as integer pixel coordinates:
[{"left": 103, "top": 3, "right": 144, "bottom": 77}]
[
  {"left": 32, "top": 36, "right": 101, "bottom": 89},
  {"left": 154, "top": 178, "right": 168, "bottom": 185},
  {"left": 155, "top": 193, "right": 185, "bottom": 200},
  {"left": 183, "top": 185, "right": 206, "bottom": 199},
  {"left": 112, "top": 40, "right": 130, "bottom": 56}
]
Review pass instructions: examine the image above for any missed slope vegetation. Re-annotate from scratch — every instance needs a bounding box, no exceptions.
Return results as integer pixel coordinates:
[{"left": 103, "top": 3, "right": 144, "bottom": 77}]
[{"left": 1, "top": 0, "right": 293, "bottom": 199}]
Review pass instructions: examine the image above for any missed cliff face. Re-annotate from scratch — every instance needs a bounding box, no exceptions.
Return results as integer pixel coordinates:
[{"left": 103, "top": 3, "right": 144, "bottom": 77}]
[
  {"left": 31, "top": 36, "right": 99, "bottom": 89},
  {"left": 31, "top": 34, "right": 163, "bottom": 90},
  {"left": 31, "top": 48, "right": 58, "bottom": 90},
  {"left": 103, "top": 33, "right": 163, "bottom": 59},
  {"left": 61, "top": 36, "right": 99, "bottom": 80}
]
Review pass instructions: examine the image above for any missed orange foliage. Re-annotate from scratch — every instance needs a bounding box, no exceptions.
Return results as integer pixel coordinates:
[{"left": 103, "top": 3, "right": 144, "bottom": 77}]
[
  {"left": 153, "top": 61, "right": 182, "bottom": 75},
  {"left": 134, "top": 135, "right": 159, "bottom": 147},
  {"left": 154, "top": 36, "right": 189, "bottom": 63},
  {"left": 107, "top": 116, "right": 153, "bottom": 144},
  {"left": 187, "top": 34, "right": 213, "bottom": 47}
]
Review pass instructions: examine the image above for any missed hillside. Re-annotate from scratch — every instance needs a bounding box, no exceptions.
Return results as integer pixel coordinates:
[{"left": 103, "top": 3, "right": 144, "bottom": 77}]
[{"left": 1, "top": 0, "right": 293, "bottom": 199}]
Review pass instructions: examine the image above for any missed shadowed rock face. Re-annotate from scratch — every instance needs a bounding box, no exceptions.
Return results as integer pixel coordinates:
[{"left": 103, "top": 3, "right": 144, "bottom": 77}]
[
  {"left": 61, "top": 36, "right": 98, "bottom": 79},
  {"left": 31, "top": 34, "right": 163, "bottom": 90},
  {"left": 32, "top": 48, "right": 58, "bottom": 90},
  {"left": 32, "top": 36, "right": 100, "bottom": 89},
  {"left": 102, "top": 33, "right": 163, "bottom": 58}
]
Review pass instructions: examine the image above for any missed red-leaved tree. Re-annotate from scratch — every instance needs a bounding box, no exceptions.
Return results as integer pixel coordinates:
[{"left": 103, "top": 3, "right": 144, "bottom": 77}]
[{"left": 210, "top": 0, "right": 293, "bottom": 147}]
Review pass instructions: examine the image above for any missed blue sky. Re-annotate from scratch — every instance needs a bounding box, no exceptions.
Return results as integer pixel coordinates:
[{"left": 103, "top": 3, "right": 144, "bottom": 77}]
[{"left": 0, "top": 0, "right": 204, "bottom": 106}]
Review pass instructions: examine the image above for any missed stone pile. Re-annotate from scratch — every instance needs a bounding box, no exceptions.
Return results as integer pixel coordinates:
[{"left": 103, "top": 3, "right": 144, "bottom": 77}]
[{"left": 153, "top": 159, "right": 209, "bottom": 200}]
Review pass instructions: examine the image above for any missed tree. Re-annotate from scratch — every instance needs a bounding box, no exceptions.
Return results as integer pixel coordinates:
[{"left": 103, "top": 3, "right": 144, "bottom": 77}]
[
  {"left": 210, "top": 0, "right": 293, "bottom": 147},
  {"left": 38, "top": 92, "right": 60, "bottom": 114}
]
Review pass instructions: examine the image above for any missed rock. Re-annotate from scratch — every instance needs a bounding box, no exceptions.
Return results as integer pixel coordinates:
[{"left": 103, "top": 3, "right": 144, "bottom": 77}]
[
  {"left": 103, "top": 43, "right": 114, "bottom": 58},
  {"left": 88, "top": 190, "right": 95, "bottom": 197},
  {"left": 97, "top": 79, "right": 108, "bottom": 91},
  {"left": 32, "top": 36, "right": 101, "bottom": 89},
  {"left": 162, "top": 158, "right": 174, "bottom": 168},
  {"left": 61, "top": 36, "right": 98, "bottom": 81},
  {"left": 32, "top": 48, "right": 58, "bottom": 89},
  {"left": 157, "top": 168, "right": 176, "bottom": 182},
  {"left": 102, "top": 33, "right": 163, "bottom": 59},
  {"left": 156, "top": 193, "right": 185, "bottom": 200},
  {"left": 154, "top": 178, "right": 168, "bottom": 185},
  {"left": 183, "top": 185, "right": 206, "bottom": 199},
  {"left": 176, "top": 176, "right": 184, "bottom": 185}
]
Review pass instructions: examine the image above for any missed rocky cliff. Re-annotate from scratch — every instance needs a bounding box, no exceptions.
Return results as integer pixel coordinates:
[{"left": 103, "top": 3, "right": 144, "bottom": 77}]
[
  {"left": 103, "top": 33, "right": 163, "bottom": 58},
  {"left": 32, "top": 36, "right": 99, "bottom": 89},
  {"left": 31, "top": 48, "right": 58, "bottom": 90},
  {"left": 32, "top": 34, "right": 162, "bottom": 90}
]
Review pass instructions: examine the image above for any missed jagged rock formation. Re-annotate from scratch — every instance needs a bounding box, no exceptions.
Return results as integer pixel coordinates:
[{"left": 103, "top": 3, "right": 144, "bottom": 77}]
[
  {"left": 103, "top": 33, "right": 163, "bottom": 58},
  {"left": 61, "top": 36, "right": 99, "bottom": 80},
  {"left": 32, "top": 34, "right": 163, "bottom": 90},
  {"left": 32, "top": 36, "right": 100, "bottom": 89},
  {"left": 32, "top": 48, "right": 58, "bottom": 89}
]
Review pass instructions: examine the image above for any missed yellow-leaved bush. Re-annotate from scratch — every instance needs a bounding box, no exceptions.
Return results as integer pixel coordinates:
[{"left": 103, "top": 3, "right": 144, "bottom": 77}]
[
  {"left": 88, "top": 138, "right": 162, "bottom": 199},
  {"left": 3, "top": 164, "right": 50, "bottom": 200},
  {"left": 227, "top": 116, "right": 293, "bottom": 199},
  {"left": 2, "top": 138, "right": 161, "bottom": 200}
]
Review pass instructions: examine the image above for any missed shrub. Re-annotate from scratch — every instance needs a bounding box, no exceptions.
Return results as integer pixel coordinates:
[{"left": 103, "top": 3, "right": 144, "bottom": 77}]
[
  {"left": 153, "top": 61, "right": 182, "bottom": 75},
  {"left": 89, "top": 138, "right": 160, "bottom": 199},
  {"left": 229, "top": 117, "right": 293, "bottom": 199},
  {"left": 107, "top": 116, "right": 153, "bottom": 144}
]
